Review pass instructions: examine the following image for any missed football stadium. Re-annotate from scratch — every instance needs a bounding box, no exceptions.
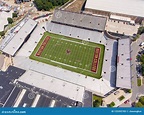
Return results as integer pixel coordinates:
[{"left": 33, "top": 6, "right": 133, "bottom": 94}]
[{"left": 30, "top": 32, "right": 105, "bottom": 78}]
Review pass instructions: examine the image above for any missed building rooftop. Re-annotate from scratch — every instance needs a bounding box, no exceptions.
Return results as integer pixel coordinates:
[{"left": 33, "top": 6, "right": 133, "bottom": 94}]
[
  {"left": 4, "top": 81, "right": 82, "bottom": 107},
  {"left": 0, "top": 18, "right": 37, "bottom": 56},
  {"left": 85, "top": 0, "right": 144, "bottom": 17},
  {"left": 102, "top": 39, "right": 117, "bottom": 87},
  {"left": 52, "top": 9, "right": 107, "bottom": 31},
  {"left": 18, "top": 70, "right": 85, "bottom": 102},
  {"left": 116, "top": 38, "right": 131, "bottom": 89}
]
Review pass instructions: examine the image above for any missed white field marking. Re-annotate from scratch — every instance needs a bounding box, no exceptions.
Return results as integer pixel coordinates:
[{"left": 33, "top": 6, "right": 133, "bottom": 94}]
[
  {"left": 31, "top": 94, "right": 41, "bottom": 107},
  {"left": 33, "top": 37, "right": 102, "bottom": 74},
  {"left": 50, "top": 36, "right": 96, "bottom": 48},
  {"left": 3, "top": 86, "right": 16, "bottom": 107},
  {"left": 36, "top": 56, "right": 94, "bottom": 73},
  {"left": 13, "top": 89, "right": 27, "bottom": 107}
]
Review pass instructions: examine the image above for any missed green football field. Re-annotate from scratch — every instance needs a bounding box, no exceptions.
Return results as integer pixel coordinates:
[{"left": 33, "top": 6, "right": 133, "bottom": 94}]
[{"left": 30, "top": 32, "right": 105, "bottom": 79}]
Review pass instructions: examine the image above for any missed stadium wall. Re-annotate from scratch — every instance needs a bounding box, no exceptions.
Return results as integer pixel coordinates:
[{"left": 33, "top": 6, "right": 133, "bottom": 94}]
[{"left": 85, "top": 8, "right": 144, "bottom": 24}]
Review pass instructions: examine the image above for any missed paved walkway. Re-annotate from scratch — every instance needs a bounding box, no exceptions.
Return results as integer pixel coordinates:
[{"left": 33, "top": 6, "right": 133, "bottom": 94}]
[
  {"left": 0, "top": 11, "right": 12, "bottom": 31},
  {"left": 103, "top": 89, "right": 131, "bottom": 107},
  {"left": 130, "top": 34, "right": 144, "bottom": 102},
  {"left": 1, "top": 56, "right": 12, "bottom": 71},
  {"left": 106, "top": 19, "right": 139, "bottom": 36},
  {"left": 0, "top": 54, "right": 4, "bottom": 70}
]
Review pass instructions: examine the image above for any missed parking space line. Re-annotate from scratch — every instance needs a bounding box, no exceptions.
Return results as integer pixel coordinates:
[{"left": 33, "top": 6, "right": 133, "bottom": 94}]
[{"left": 3, "top": 86, "right": 16, "bottom": 107}]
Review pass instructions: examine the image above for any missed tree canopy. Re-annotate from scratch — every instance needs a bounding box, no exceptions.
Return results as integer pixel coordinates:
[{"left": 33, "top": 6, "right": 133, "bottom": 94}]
[
  {"left": 135, "top": 96, "right": 144, "bottom": 107},
  {"left": 34, "top": 0, "right": 69, "bottom": 11},
  {"left": 0, "top": 31, "right": 5, "bottom": 36},
  {"left": 139, "top": 54, "right": 144, "bottom": 76},
  {"left": 12, "top": 12, "right": 18, "bottom": 18},
  {"left": 7, "top": 18, "right": 13, "bottom": 24},
  {"left": 138, "top": 26, "right": 144, "bottom": 35}
]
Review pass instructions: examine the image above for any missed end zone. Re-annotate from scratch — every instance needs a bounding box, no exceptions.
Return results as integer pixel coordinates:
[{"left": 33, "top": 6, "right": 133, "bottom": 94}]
[{"left": 91, "top": 47, "right": 101, "bottom": 73}]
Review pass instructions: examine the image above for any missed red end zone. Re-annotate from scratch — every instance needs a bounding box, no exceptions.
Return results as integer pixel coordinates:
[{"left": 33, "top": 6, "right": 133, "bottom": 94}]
[
  {"left": 91, "top": 47, "right": 101, "bottom": 73},
  {"left": 36, "top": 36, "right": 51, "bottom": 56}
]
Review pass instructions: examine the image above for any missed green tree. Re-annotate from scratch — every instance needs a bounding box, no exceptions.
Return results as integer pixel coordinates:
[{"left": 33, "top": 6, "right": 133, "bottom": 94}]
[
  {"left": 0, "top": 31, "right": 5, "bottom": 36},
  {"left": 12, "top": 12, "right": 17, "bottom": 18},
  {"left": 138, "top": 26, "right": 144, "bottom": 35},
  {"left": 108, "top": 102, "right": 115, "bottom": 107},
  {"left": 34, "top": 0, "right": 69, "bottom": 11},
  {"left": 7, "top": 18, "right": 13, "bottom": 24},
  {"left": 135, "top": 102, "right": 144, "bottom": 107},
  {"left": 93, "top": 99, "right": 101, "bottom": 107},
  {"left": 139, "top": 96, "right": 144, "bottom": 105}
]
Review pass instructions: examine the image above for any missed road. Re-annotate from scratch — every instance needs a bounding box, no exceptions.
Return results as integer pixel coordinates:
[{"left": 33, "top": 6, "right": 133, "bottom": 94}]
[{"left": 130, "top": 34, "right": 144, "bottom": 102}]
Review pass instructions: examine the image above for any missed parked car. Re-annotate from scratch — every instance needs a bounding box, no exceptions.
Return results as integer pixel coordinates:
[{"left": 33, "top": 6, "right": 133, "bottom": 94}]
[
  {"left": 114, "top": 91, "right": 119, "bottom": 95},
  {"left": 124, "top": 100, "right": 129, "bottom": 104},
  {"left": 139, "top": 42, "right": 144, "bottom": 47}
]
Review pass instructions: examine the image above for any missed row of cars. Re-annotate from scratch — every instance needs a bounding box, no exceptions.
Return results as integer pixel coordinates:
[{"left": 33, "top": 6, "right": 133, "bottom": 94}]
[{"left": 136, "top": 42, "right": 144, "bottom": 78}]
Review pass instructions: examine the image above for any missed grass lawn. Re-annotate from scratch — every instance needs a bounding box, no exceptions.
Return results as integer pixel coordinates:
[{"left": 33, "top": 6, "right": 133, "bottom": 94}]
[
  {"left": 108, "top": 102, "right": 115, "bottom": 107},
  {"left": 137, "top": 78, "right": 142, "bottom": 86},
  {"left": 30, "top": 32, "right": 105, "bottom": 79},
  {"left": 118, "top": 95, "right": 125, "bottom": 101}
]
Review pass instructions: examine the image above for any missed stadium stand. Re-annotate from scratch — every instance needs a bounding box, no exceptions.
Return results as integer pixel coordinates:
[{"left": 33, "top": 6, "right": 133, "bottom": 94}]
[
  {"left": 52, "top": 9, "right": 107, "bottom": 32},
  {"left": 0, "top": 18, "right": 37, "bottom": 56},
  {"left": 46, "top": 22, "right": 106, "bottom": 44}
]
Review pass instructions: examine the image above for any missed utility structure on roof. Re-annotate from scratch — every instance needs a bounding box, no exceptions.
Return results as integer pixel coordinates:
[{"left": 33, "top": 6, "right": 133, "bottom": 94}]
[{"left": 85, "top": 0, "right": 144, "bottom": 24}]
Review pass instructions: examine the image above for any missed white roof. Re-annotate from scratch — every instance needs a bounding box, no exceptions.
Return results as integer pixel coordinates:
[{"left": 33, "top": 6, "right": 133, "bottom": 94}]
[
  {"left": 0, "top": 18, "right": 37, "bottom": 56},
  {"left": 102, "top": 39, "right": 117, "bottom": 87},
  {"left": 85, "top": 0, "right": 144, "bottom": 17},
  {"left": 18, "top": 70, "right": 85, "bottom": 102},
  {"left": 116, "top": 38, "right": 131, "bottom": 89}
]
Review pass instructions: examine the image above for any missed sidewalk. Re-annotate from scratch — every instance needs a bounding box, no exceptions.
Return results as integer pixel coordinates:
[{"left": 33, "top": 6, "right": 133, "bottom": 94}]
[
  {"left": 103, "top": 89, "right": 132, "bottom": 107},
  {"left": 0, "top": 54, "right": 4, "bottom": 70},
  {"left": 1, "top": 56, "right": 13, "bottom": 71}
]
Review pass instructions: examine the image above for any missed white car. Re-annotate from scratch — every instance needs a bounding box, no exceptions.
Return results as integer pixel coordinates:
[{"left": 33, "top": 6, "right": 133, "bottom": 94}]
[{"left": 139, "top": 42, "right": 144, "bottom": 46}]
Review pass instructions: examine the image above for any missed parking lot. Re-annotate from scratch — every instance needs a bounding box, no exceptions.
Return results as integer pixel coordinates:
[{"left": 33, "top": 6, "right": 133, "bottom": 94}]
[
  {"left": 2, "top": 81, "right": 83, "bottom": 107},
  {"left": 0, "top": 66, "right": 26, "bottom": 106}
]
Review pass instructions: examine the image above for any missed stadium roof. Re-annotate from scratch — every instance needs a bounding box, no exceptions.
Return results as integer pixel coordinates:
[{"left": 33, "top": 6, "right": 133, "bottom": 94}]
[
  {"left": 0, "top": 18, "right": 37, "bottom": 56},
  {"left": 18, "top": 70, "right": 85, "bottom": 102},
  {"left": 102, "top": 39, "right": 117, "bottom": 87},
  {"left": 85, "top": 0, "right": 144, "bottom": 17},
  {"left": 52, "top": 9, "right": 107, "bottom": 31},
  {"left": 116, "top": 38, "right": 131, "bottom": 89}
]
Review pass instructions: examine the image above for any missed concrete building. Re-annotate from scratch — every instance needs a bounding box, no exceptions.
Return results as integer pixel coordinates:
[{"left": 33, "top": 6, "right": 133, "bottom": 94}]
[
  {"left": 116, "top": 38, "right": 131, "bottom": 89},
  {"left": 85, "top": 0, "right": 144, "bottom": 24},
  {"left": 0, "top": 18, "right": 37, "bottom": 56}
]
